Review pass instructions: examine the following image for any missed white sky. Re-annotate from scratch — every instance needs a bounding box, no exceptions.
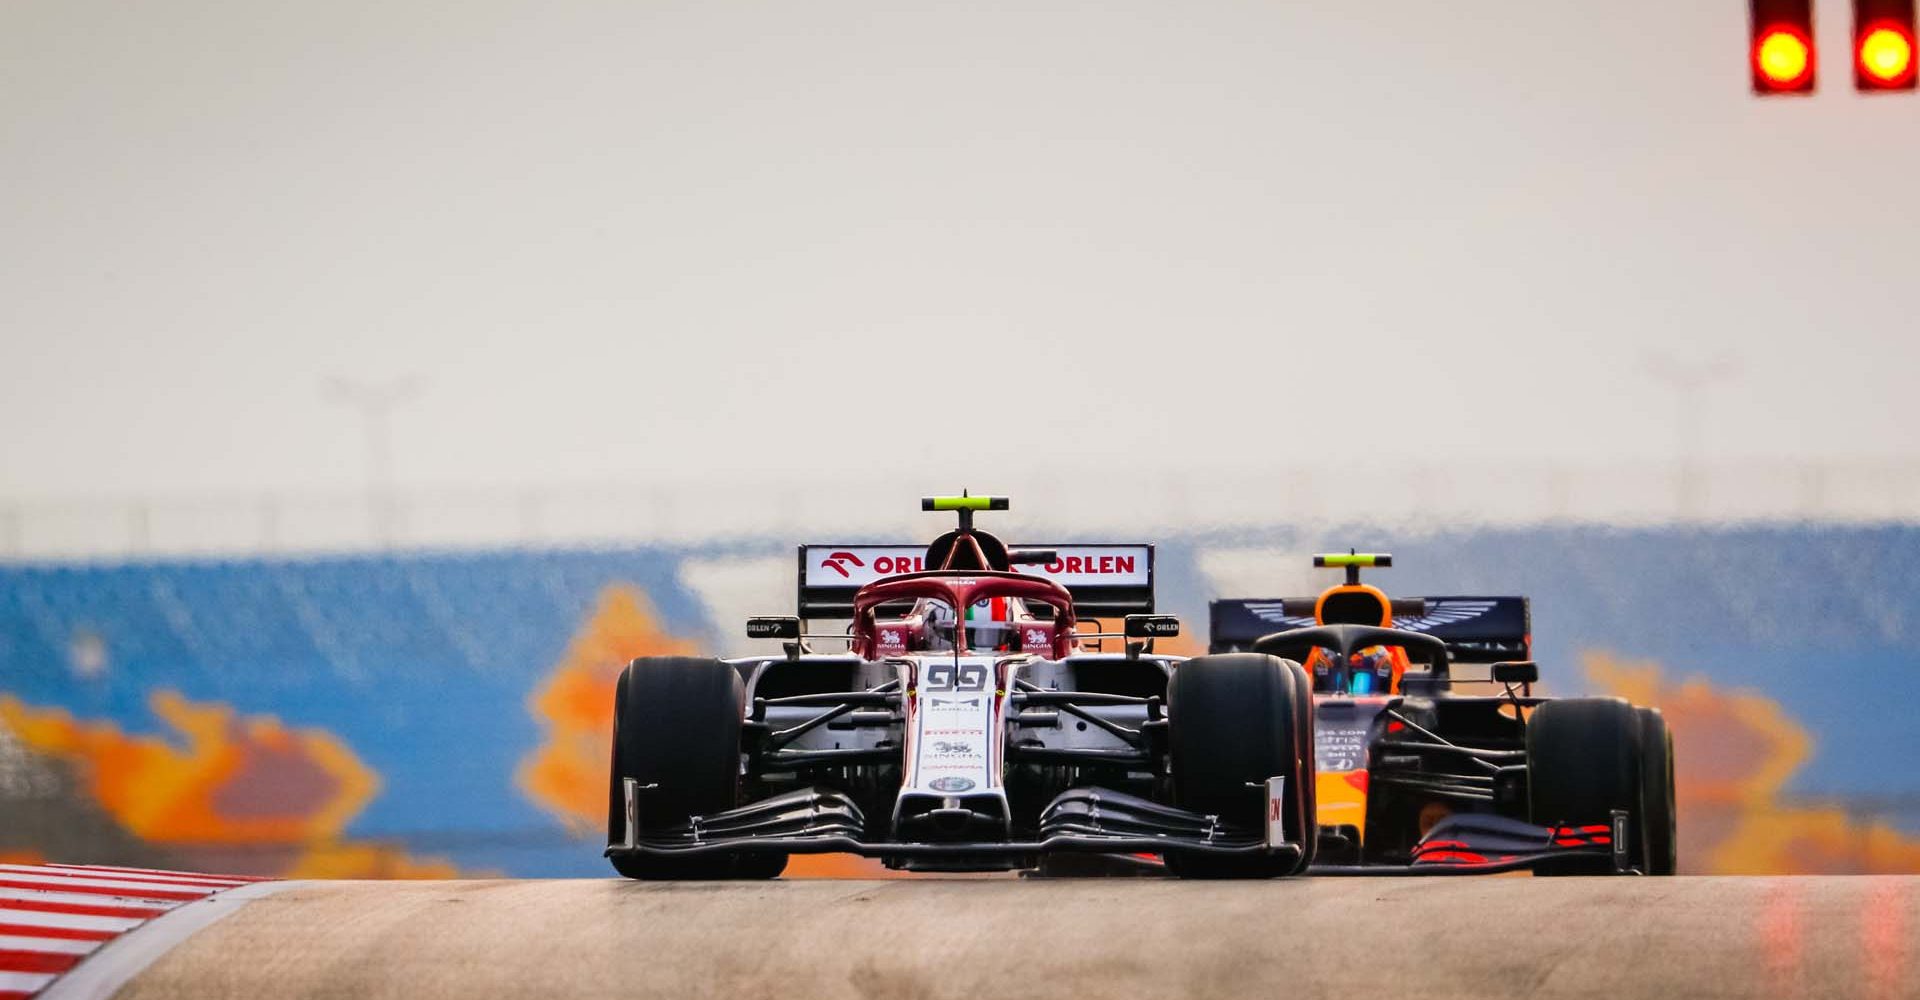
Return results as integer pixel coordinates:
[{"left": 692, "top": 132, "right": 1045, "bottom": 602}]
[{"left": 3, "top": 0, "right": 1917, "bottom": 504}]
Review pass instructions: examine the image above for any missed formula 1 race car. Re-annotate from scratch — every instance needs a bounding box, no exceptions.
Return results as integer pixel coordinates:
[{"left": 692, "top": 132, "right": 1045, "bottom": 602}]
[
  {"left": 606, "top": 495, "right": 1316, "bottom": 879},
  {"left": 1210, "top": 553, "right": 1676, "bottom": 876}
]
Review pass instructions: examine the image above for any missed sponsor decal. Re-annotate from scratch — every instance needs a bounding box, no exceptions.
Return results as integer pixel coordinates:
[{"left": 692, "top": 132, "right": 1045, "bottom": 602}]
[
  {"left": 802, "top": 545, "right": 1149, "bottom": 587},
  {"left": 1265, "top": 776, "right": 1288, "bottom": 846},
  {"left": 930, "top": 741, "right": 975, "bottom": 755},
  {"left": 928, "top": 776, "right": 976, "bottom": 793},
  {"left": 1243, "top": 602, "right": 1314, "bottom": 628},
  {"left": 869, "top": 555, "right": 925, "bottom": 575},
  {"left": 745, "top": 617, "right": 799, "bottom": 639},
  {"left": 1038, "top": 554, "right": 1134, "bottom": 576},
  {"left": 1394, "top": 600, "right": 1499, "bottom": 632},
  {"left": 927, "top": 697, "right": 982, "bottom": 710},
  {"left": 1024, "top": 628, "right": 1048, "bottom": 647},
  {"left": 818, "top": 550, "right": 867, "bottom": 578},
  {"left": 1316, "top": 724, "right": 1369, "bottom": 772},
  {"left": 881, "top": 628, "right": 902, "bottom": 646},
  {"left": 1240, "top": 598, "right": 1500, "bottom": 630}
]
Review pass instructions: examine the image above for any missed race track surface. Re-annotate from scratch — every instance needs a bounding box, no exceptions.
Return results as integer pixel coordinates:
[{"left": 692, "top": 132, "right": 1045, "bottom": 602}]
[{"left": 111, "top": 876, "right": 1916, "bottom": 1000}]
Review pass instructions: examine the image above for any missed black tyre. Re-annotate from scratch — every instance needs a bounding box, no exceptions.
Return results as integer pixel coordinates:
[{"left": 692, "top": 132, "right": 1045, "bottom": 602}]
[
  {"left": 607, "top": 656, "right": 787, "bottom": 880},
  {"left": 1165, "top": 653, "right": 1315, "bottom": 878},
  {"left": 1527, "top": 697, "right": 1643, "bottom": 875},
  {"left": 1637, "top": 707, "right": 1677, "bottom": 876},
  {"left": 1282, "top": 652, "right": 1318, "bottom": 871}
]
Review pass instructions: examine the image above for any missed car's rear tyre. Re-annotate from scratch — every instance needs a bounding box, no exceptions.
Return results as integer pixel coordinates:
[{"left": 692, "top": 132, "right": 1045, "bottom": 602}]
[
  {"left": 1527, "top": 697, "right": 1643, "bottom": 875},
  {"left": 1637, "top": 707, "right": 1677, "bottom": 876},
  {"left": 1165, "top": 653, "right": 1315, "bottom": 878},
  {"left": 607, "top": 657, "right": 788, "bottom": 880}
]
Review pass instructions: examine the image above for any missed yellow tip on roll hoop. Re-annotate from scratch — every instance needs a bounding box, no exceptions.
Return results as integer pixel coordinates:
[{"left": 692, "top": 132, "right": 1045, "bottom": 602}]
[
  {"left": 923, "top": 496, "right": 1009, "bottom": 512},
  {"left": 1314, "top": 553, "right": 1390, "bottom": 568}
]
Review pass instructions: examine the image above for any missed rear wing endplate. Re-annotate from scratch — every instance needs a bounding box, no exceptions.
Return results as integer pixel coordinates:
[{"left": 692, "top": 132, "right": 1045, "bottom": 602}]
[
  {"left": 1208, "top": 595, "right": 1530, "bottom": 662},
  {"left": 798, "top": 544, "right": 1154, "bottom": 620}
]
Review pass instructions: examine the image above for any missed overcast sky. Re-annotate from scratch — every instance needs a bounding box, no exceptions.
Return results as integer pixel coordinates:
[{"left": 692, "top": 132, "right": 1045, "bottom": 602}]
[{"left": 3, "top": 0, "right": 1917, "bottom": 504}]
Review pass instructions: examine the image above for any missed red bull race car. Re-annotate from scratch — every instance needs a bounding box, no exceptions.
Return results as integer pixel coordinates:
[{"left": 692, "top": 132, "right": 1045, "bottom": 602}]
[
  {"left": 1210, "top": 553, "right": 1676, "bottom": 875},
  {"left": 607, "top": 495, "right": 1317, "bottom": 879}
]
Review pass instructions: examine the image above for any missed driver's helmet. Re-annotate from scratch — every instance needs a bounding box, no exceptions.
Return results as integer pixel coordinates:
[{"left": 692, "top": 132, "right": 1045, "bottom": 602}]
[
  {"left": 1310, "top": 645, "right": 1399, "bottom": 695},
  {"left": 920, "top": 599, "right": 958, "bottom": 651},
  {"left": 964, "top": 595, "right": 1018, "bottom": 652}
]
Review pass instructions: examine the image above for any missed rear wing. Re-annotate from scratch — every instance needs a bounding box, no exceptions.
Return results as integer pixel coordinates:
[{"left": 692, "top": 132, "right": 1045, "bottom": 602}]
[
  {"left": 1208, "top": 595, "right": 1530, "bottom": 662},
  {"left": 797, "top": 544, "right": 1154, "bottom": 620}
]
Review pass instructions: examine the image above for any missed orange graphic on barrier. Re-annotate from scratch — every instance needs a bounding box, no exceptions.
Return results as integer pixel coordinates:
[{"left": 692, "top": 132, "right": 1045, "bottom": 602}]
[
  {"left": 1585, "top": 651, "right": 1920, "bottom": 874},
  {"left": 289, "top": 841, "right": 467, "bottom": 879},
  {"left": 0, "top": 691, "right": 468, "bottom": 878},
  {"left": 519, "top": 584, "right": 914, "bottom": 877},
  {"left": 517, "top": 585, "right": 704, "bottom": 831},
  {"left": 0, "top": 691, "right": 376, "bottom": 844}
]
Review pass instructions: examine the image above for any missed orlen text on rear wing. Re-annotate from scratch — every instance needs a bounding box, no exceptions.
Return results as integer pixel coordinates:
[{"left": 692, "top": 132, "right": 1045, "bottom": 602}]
[
  {"left": 1208, "top": 595, "right": 1530, "bottom": 662},
  {"left": 797, "top": 544, "right": 1154, "bottom": 621}
]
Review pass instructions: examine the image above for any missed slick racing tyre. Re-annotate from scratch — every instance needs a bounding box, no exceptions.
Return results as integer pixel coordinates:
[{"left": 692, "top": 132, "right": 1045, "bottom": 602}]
[
  {"left": 607, "top": 657, "right": 787, "bottom": 880},
  {"left": 1526, "top": 697, "right": 1645, "bottom": 875},
  {"left": 1282, "top": 651, "right": 1318, "bottom": 871},
  {"left": 1637, "top": 707, "right": 1677, "bottom": 876},
  {"left": 1166, "top": 653, "right": 1315, "bottom": 878}
]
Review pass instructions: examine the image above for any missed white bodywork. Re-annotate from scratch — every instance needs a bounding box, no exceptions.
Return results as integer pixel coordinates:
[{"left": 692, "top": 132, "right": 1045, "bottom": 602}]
[{"left": 893, "top": 654, "right": 1017, "bottom": 830}]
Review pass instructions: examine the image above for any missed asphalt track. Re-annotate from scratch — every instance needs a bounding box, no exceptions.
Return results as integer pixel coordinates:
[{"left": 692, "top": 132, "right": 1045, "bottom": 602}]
[{"left": 91, "top": 875, "right": 1918, "bottom": 1000}]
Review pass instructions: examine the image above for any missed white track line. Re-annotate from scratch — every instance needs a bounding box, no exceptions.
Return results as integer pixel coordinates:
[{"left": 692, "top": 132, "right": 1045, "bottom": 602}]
[{"left": 36, "top": 880, "right": 303, "bottom": 1000}]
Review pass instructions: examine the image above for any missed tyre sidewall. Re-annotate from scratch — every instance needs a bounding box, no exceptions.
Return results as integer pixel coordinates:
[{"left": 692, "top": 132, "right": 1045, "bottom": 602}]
[
  {"left": 1527, "top": 697, "right": 1644, "bottom": 873},
  {"left": 609, "top": 656, "right": 786, "bottom": 879},
  {"left": 1167, "top": 653, "right": 1311, "bottom": 877},
  {"left": 1637, "top": 707, "right": 1677, "bottom": 876}
]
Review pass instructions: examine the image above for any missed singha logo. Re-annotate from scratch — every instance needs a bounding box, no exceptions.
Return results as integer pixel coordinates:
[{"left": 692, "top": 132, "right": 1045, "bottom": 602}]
[
  {"left": 881, "top": 628, "right": 903, "bottom": 646},
  {"left": 819, "top": 551, "right": 866, "bottom": 578},
  {"left": 1025, "top": 628, "right": 1046, "bottom": 648}
]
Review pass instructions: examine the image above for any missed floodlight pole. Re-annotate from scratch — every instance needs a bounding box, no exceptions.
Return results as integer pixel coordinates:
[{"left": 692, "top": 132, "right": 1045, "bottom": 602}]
[
  {"left": 323, "top": 375, "right": 423, "bottom": 548},
  {"left": 1641, "top": 356, "right": 1739, "bottom": 519}
]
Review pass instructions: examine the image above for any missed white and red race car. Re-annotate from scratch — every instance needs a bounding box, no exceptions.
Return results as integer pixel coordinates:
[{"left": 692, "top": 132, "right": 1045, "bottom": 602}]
[{"left": 606, "top": 495, "right": 1317, "bottom": 879}]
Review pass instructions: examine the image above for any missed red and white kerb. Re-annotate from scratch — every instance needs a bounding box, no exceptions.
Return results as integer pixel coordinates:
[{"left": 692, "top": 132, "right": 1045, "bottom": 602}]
[{"left": 0, "top": 864, "right": 268, "bottom": 1000}]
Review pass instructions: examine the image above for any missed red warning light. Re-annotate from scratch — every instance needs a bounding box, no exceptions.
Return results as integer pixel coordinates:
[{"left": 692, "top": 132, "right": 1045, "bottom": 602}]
[
  {"left": 1854, "top": 0, "right": 1918, "bottom": 90},
  {"left": 1861, "top": 27, "right": 1914, "bottom": 79},
  {"left": 1751, "top": 0, "right": 1817, "bottom": 94},
  {"left": 1757, "top": 27, "right": 1815, "bottom": 87},
  {"left": 1858, "top": 24, "right": 1917, "bottom": 86}
]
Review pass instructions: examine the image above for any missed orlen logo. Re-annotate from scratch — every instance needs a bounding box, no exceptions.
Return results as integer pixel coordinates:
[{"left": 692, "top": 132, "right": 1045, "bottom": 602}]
[
  {"left": 819, "top": 551, "right": 866, "bottom": 578},
  {"left": 820, "top": 551, "right": 928, "bottom": 578},
  {"left": 1034, "top": 555, "right": 1136, "bottom": 575}
]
